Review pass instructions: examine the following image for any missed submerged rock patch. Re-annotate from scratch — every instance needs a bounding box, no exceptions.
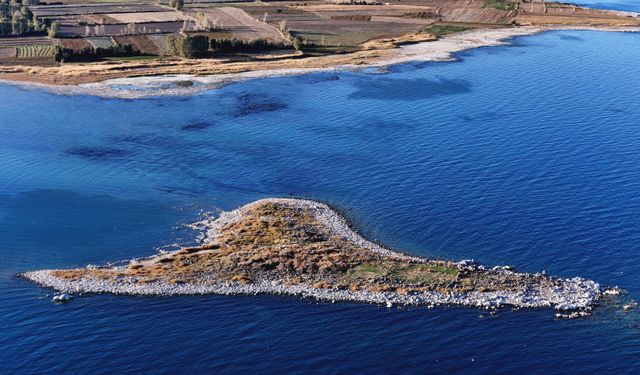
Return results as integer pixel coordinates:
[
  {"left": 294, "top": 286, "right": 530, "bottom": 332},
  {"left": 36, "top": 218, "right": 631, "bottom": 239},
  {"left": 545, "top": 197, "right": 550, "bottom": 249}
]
[
  {"left": 304, "top": 74, "right": 341, "bottom": 84},
  {"left": 235, "top": 93, "right": 288, "bottom": 116},
  {"left": 349, "top": 78, "right": 472, "bottom": 101},
  {"left": 66, "top": 147, "right": 130, "bottom": 160},
  {"left": 181, "top": 122, "right": 213, "bottom": 131}
]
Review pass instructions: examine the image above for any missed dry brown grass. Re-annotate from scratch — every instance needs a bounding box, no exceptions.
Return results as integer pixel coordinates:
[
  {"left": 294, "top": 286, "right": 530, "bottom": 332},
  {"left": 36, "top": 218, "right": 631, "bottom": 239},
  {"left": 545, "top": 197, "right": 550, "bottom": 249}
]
[{"left": 49, "top": 200, "right": 563, "bottom": 296}]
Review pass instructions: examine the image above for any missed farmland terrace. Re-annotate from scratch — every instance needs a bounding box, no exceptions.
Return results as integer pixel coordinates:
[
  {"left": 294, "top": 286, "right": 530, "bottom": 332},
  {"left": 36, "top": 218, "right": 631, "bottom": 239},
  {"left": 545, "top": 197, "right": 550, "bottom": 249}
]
[{"left": 0, "top": 0, "right": 638, "bottom": 83}]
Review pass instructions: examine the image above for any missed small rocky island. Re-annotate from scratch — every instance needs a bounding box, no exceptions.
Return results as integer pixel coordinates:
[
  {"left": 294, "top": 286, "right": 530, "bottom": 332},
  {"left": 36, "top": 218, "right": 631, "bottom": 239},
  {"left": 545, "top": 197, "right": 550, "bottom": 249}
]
[{"left": 23, "top": 198, "right": 602, "bottom": 317}]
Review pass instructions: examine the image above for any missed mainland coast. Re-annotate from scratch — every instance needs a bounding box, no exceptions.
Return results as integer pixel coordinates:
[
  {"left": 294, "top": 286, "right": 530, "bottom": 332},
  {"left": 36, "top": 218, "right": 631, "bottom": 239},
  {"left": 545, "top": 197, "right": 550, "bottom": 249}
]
[
  {"left": 1, "top": 0, "right": 639, "bottom": 98},
  {"left": 1, "top": 25, "right": 638, "bottom": 99},
  {"left": 0, "top": 27, "right": 542, "bottom": 98}
]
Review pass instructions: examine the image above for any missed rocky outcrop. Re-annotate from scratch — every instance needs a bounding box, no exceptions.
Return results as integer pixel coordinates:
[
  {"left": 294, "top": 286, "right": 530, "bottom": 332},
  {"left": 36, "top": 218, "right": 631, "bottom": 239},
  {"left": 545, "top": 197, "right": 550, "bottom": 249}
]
[{"left": 22, "top": 198, "right": 602, "bottom": 317}]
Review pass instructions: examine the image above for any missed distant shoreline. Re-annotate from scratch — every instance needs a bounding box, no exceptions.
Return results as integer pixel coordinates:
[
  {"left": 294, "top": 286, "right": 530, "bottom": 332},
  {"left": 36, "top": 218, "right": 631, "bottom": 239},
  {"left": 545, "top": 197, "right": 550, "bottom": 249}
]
[{"left": 1, "top": 25, "right": 636, "bottom": 99}]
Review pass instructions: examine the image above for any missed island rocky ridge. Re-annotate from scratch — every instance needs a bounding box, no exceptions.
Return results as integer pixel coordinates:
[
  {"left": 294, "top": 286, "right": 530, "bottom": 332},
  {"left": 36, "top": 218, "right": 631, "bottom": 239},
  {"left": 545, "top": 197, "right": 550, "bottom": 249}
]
[{"left": 23, "top": 198, "right": 603, "bottom": 317}]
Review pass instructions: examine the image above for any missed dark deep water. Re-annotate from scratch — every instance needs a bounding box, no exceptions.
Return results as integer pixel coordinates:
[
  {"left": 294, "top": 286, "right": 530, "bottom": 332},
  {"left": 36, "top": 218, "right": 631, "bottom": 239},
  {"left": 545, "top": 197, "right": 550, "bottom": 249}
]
[{"left": 1, "top": 30, "right": 639, "bottom": 373}]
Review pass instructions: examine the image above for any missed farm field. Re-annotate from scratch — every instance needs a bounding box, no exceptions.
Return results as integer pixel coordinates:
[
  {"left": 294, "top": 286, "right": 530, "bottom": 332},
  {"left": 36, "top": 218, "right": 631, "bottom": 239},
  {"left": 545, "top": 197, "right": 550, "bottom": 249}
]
[
  {"left": 0, "top": 37, "right": 54, "bottom": 62},
  {"left": 0, "top": 48, "right": 15, "bottom": 59},
  {"left": 188, "top": 7, "right": 285, "bottom": 40},
  {"left": 87, "top": 37, "right": 116, "bottom": 49},
  {"left": 106, "top": 11, "right": 190, "bottom": 24},
  {"left": 59, "top": 38, "right": 93, "bottom": 50},
  {"left": 16, "top": 45, "right": 56, "bottom": 59},
  {"left": 113, "top": 35, "right": 163, "bottom": 55},
  {"left": 239, "top": 4, "right": 427, "bottom": 48},
  {"left": 0, "top": 37, "right": 53, "bottom": 47},
  {"left": 61, "top": 21, "right": 185, "bottom": 37},
  {"left": 30, "top": 3, "right": 168, "bottom": 17}
]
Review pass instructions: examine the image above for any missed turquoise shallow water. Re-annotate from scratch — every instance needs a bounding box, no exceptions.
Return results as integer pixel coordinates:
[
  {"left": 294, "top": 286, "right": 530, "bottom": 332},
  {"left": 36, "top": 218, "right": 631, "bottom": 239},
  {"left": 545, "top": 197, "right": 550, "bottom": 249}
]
[{"left": 1, "top": 30, "right": 640, "bottom": 373}]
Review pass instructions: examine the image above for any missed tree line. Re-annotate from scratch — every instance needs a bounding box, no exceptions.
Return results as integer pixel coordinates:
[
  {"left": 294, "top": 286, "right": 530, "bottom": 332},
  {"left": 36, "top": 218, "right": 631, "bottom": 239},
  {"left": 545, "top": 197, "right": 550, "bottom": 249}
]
[
  {"left": 0, "top": 0, "right": 47, "bottom": 36},
  {"left": 167, "top": 35, "right": 303, "bottom": 58}
]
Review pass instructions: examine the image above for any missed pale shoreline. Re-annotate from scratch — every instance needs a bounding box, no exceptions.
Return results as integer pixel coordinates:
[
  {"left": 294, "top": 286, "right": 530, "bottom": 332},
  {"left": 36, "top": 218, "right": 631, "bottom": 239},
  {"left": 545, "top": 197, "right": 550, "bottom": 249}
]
[{"left": 3, "top": 25, "right": 636, "bottom": 99}]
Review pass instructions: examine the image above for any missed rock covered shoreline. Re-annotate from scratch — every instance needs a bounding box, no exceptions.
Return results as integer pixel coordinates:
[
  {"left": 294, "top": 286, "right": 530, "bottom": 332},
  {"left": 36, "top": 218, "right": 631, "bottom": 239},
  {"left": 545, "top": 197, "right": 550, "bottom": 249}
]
[{"left": 23, "top": 198, "right": 603, "bottom": 317}]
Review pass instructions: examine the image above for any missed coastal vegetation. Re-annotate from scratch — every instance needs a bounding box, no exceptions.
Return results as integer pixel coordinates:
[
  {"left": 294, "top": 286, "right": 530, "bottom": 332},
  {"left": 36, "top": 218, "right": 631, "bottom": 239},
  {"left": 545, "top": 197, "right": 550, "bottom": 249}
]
[
  {"left": 55, "top": 44, "right": 136, "bottom": 62},
  {"left": 343, "top": 261, "right": 460, "bottom": 290},
  {"left": 424, "top": 24, "right": 470, "bottom": 37},
  {"left": 483, "top": 0, "right": 519, "bottom": 11},
  {"left": 164, "top": 35, "right": 294, "bottom": 58},
  {"left": 211, "top": 38, "right": 292, "bottom": 53}
]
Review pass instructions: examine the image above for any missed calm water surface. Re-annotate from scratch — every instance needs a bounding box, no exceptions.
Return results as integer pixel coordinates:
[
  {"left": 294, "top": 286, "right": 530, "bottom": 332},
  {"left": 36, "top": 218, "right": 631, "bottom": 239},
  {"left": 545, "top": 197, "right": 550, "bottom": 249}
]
[
  {"left": 568, "top": 0, "right": 640, "bottom": 12},
  {"left": 1, "top": 30, "right": 640, "bottom": 373}
]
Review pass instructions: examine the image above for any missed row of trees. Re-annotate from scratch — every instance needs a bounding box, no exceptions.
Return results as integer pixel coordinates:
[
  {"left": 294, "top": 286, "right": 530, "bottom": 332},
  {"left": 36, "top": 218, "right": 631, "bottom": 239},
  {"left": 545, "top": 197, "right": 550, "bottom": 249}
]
[
  {"left": 55, "top": 43, "right": 135, "bottom": 62},
  {"left": 211, "top": 38, "right": 291, "bottom": 53},
  {"left": 51, "top": 34, "right": 297, "bottom": 62},
  {"left": 166, "top": 34, "right": 298, "bottom": 58},
  {"left": 166, "top": 34, "right": 209, "bottom": 58},
  {"left": 0, "top": 0, "right": 46, "bottom": 36}
]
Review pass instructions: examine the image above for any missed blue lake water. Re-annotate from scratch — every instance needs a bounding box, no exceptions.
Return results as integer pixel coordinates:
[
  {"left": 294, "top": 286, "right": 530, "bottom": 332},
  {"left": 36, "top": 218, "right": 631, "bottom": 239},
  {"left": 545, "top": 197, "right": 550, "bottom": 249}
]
[
  {"left": 568, "top": 0, "right": 640, "bottom": 12},
  {"left": 1, "top": 30, "right": 640, "bottom": 373}
]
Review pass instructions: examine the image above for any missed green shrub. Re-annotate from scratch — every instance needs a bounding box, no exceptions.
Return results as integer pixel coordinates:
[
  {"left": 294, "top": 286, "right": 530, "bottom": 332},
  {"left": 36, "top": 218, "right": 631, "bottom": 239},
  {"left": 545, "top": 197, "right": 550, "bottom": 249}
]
[
  {"left": 292, "top": 36, "right": 302, "bottom": 51},
  {"left": 0, "top": 17, "right": 10, "bottom": 35},
  {"left": 48, "top": 21, "right": 59, "bottom": 38},
  {"left": 170, "top": 0, "right": 184, "bottom": 10},
  {"left": 483, "top": 0, "right": 518, "bottom": 11},
  {"left": 166, "top": 34, "right": 210, "bottom": 58},
  {"left": 423, "top": 24, "right": 469, "bottom": 37}
]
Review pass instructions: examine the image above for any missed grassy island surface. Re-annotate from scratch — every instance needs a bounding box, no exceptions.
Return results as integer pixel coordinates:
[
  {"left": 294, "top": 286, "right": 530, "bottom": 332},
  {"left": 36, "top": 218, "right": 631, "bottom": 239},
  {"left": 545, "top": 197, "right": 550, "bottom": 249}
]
[{"left": 24, "top": 198, "right": 602, "bottom": 318}]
